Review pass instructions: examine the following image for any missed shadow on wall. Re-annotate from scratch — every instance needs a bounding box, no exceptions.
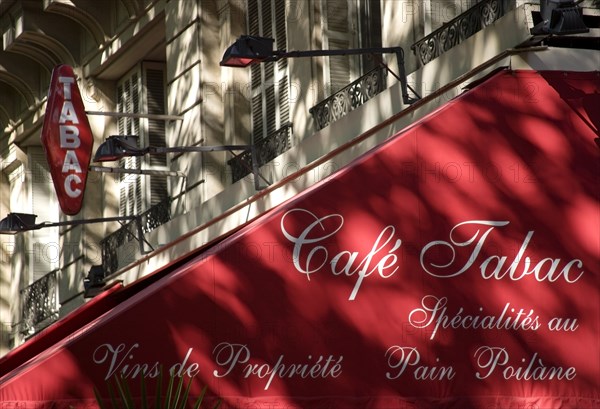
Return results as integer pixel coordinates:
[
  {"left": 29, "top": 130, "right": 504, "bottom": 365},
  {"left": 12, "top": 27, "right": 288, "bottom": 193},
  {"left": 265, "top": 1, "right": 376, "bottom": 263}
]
[{"left": 1, "top": 70, "right": 598, "bottom": 409}]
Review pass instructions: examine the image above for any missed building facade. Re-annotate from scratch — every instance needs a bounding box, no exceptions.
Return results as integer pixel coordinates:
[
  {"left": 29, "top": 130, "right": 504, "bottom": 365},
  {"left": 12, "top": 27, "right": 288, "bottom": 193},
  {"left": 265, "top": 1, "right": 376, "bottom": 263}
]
[{"left": 0, "top": 0, "right": 598, "bottom": 358}]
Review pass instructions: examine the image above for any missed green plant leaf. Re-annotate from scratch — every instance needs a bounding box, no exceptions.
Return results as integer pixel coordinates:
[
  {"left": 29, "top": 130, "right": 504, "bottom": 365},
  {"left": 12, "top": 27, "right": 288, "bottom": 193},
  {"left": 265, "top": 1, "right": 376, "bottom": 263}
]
[
  {"left": 93, "top": 386, "right": 107, "bottom": 409},
  {"left": 176, "top": 377, "right": 195, "bottom": 409},
  {"left": 140, "top": 374, "right": 148, "bottom": 409},
  {"left": 114, "top": 375, "right": 133, "bottom": 409},
  {"left": 155, "top": 367, "right": 163, "bottom": 409},
  {"left": 93, "top": 365, "right": 222, "bottom": 409},
  {"left": 171, "top": 374, "right": 184, "bottom": 409},
  {"left": 164, "top": 369, "right": 175, "bottom": 409},
  {"left": 123, "top": 376, "right": 135, "bottom": 409},
  {"left": 192, "top": 385, "right": 207, "bottom": 409},
  {"left": 106, "top": 378, "right": 120, "bottom": 409}
]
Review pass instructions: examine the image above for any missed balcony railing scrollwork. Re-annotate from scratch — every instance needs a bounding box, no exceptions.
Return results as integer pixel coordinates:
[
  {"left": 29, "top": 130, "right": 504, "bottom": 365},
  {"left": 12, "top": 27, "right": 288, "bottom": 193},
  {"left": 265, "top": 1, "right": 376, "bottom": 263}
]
[
  {"left": 309, "top": 66, "right": 388, "bottom": 131},
  {"left": 20, "top": 269, "right": 59, "bottom": 337},
  {"left": 228, "top": 123, "right": 293, "bottom": 183},
  {"left": 411, "top": 0, "right": 512, "bottom": 66},
  {"left": 101, "top": 197, "right": 172, "bottom": 275}
]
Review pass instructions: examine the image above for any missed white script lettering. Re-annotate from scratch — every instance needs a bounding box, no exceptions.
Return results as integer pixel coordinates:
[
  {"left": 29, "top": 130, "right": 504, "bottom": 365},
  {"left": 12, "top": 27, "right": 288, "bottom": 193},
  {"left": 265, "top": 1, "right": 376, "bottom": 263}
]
[
  {"left": 212, "top": 342, "right": 343, "bottom": 390},
  {"left": 420, "top": 220, "right": 584, "bottom": 283},
  {"left": 385, "top": 346, "right": 455, "bottom": 381},
  {"left": 280, "top": 208, "right": 402, "bottom": 300},
  {"left": 408, "top": 295, "right": 541, "bottom": 340},
  {"left": 474, "top": 346, "right": 576, "bottom": 381},
  {"left": 93, "top": 343, "right": 160, "bottom": 380}
]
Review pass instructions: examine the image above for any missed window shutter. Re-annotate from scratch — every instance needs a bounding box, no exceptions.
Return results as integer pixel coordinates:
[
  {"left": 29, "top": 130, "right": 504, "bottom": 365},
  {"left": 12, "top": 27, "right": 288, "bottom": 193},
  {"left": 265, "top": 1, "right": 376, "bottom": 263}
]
[
  {"left": 275, "top": 0, "right": 289, "bottom": 127},
  {"left": 117, "top": 73, "right": 142, "bottom": 216},
  {"left": 359, "top": 0, "right": 382, "bottom": 72},
  {"left": 117, "top": 76, "right": 133, "bottom": 216},
  {"left": 251, "top": 93, "right": 264, "bottom": 143},
  {"left": 278, "top": 75, "right": 289, "bottom": 127},
  {"left": 143, "top": 64, "right": 168, "bottom": 206},
  {"left": 322, "top": 0, "right": 355, "bottom": 94},
  {"left": 321, "top": 0, "right": 382, "bottom": 93},
  {"left": 248, "top": 0, "right": 290, "bottom": 143},
  {"left": 261, "top": 0, "right": 272, "bottom": 38},
  {"left": 116, "top": 63, "right": 168, "bottom": 216},
  {"left": 29, "top": 148, "right": 59, "bottom": 281},
  {"left": 248, "top": 0, "right": 259, "bottom": 36},
  {"left": 265, "top": 83, "right": 276, "bottom": 139}
]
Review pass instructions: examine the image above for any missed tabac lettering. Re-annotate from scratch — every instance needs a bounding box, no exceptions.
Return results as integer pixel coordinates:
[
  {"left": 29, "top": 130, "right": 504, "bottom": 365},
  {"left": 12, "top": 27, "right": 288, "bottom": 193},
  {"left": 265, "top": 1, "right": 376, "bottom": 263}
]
[{"left": 420, "top": 220, "right": 585, "bottom": 283}]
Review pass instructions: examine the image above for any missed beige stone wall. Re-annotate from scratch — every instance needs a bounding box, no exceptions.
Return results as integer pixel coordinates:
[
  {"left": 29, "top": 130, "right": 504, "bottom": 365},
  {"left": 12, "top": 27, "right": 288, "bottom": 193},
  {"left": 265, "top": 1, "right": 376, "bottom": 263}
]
[
  {"left": 0, "top": 166, "right": 11, "bottom": 355},
  {"left": 1, "top": 0, "right": 594, "bottom": 357}
]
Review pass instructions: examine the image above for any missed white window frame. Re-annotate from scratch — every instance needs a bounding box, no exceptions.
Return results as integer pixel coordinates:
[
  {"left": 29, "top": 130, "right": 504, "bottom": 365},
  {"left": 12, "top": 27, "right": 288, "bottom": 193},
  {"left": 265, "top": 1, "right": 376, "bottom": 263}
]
[
  {"left": 320, "top": 0, "right": 360, "bottom": 95},
  {"left": 116, "top": 61, "right": 169, "bottom": 217},
  {"left": 247, "top": 0, "right": 290, "bottom": 144},
  {"left": 28, "top": 147, "right": 59, "bottom": 281}
]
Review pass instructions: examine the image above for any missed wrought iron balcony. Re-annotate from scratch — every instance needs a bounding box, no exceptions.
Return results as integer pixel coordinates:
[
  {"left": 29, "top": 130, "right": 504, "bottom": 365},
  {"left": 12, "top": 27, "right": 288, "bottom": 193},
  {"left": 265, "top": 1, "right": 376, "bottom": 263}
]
[
  {"left": 20, "top": 269, "right": 59, "bottom": 337},
  {"left": 228, "top": 123, "right": 293, "bottom": 183},
  {"left": 411, "top": 0, "right": 512, "bottom": 66},
  {"left": 309, "top": 66, "right": 388, "bottom": 131},
  {"left": 101, "top": 197, "right": 172, "bottom": 275}
]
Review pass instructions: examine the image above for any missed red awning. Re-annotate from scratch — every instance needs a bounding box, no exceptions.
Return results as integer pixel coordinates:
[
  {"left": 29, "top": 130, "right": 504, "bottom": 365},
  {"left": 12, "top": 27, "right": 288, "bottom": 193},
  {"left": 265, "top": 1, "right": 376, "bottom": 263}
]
[{"left": 1, "top": 70, "right": 598, "bottom": 409}]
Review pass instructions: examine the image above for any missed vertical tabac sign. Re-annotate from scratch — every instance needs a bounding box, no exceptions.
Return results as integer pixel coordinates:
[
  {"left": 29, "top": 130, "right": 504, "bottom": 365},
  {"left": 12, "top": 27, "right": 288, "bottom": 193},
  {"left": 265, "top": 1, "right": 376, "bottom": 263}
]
[{"left": 41, "top": 65, "right": 94, "bottom": 215}]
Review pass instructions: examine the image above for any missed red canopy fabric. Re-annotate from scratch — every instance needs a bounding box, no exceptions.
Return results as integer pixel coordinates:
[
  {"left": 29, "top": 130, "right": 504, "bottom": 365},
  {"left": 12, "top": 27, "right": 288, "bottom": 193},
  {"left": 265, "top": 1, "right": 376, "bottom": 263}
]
[{"left": 1, "top": 70, "right": 598, "bottom": 409}]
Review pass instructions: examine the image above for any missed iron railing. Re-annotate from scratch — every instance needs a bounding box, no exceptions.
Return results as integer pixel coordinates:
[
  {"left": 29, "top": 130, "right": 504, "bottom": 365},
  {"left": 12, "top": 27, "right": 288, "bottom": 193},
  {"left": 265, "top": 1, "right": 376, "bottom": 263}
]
[
  {"left": 411, "top": 0, "right": 512, "bottom": 66},
  {"left": 228, "top": 123, "right": 293, "bottom": 183},
  {"left": 20, "top": 269, "right": 59, "bottom": 337},
  {"left": 101, "top": 198, "right": 172, "bottom": 275},
  {"left": 309, "top": 66, "right": 388, "bottom": 131}
]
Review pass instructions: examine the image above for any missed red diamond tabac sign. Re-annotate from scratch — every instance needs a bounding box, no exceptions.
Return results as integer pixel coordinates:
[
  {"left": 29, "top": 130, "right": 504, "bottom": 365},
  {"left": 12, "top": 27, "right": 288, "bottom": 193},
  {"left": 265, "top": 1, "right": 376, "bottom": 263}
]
[{"left": 41, "top": 65, "right": 94, "bottom": 215}]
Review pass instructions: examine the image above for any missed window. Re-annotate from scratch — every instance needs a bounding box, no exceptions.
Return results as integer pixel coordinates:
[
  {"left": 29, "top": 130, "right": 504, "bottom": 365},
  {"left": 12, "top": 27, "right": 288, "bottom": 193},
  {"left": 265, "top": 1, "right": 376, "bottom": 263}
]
[
  {"left": 321, "top": 0, "right": 382, "bottom": 95},
  {"left": 29, "top": 147, "right": 59, "bottom": 281},
  {"left": 247, "top": 0, "right": 290, "bottom": 145},
  {"left": 116, "top": 62, "right": 168, "bottom": 216}
]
